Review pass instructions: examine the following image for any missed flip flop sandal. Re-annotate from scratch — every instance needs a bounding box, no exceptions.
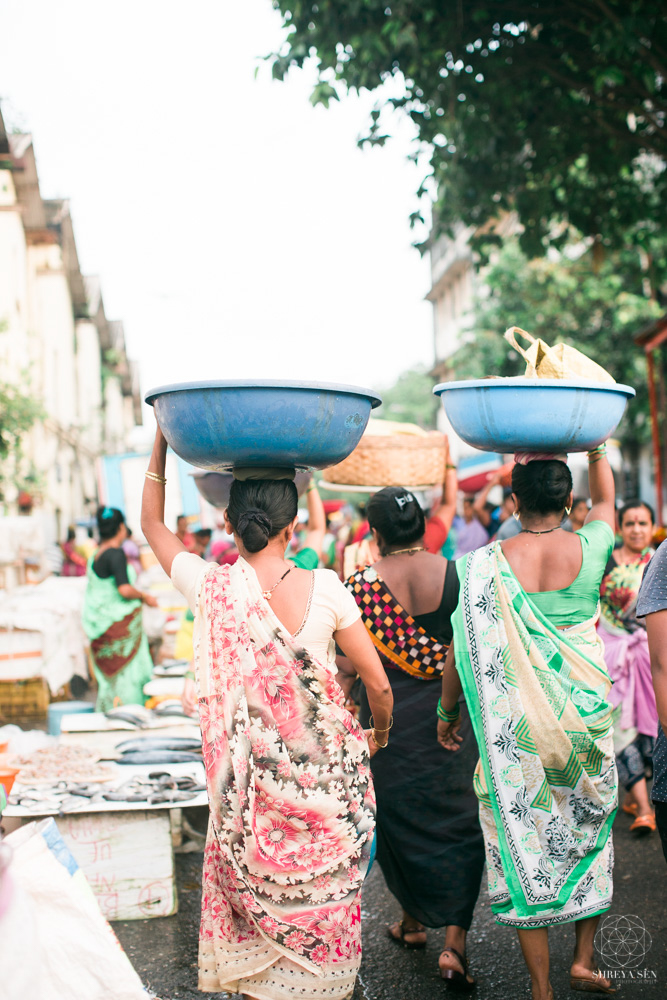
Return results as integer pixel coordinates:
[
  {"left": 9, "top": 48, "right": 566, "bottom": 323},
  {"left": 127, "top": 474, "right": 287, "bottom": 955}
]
[
  {"left": 386, "top": 920, "right": 427, "bottom": 950},
  {"left": 621, "top": 801, "right": 638, "bottom": 817},
  {"left": 570, "top": 972, "right": 617, "bottom": 994},
  {"left": 629, "top": 813, "right": 656, "bottom": 835},
  {"left": 439, "top": 946, "right": 476, "bottom": 992}
]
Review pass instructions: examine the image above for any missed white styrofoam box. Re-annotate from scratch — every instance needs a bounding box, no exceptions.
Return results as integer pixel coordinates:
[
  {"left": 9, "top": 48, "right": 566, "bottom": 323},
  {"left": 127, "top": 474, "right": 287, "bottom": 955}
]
[
  {"left": 0, "top": 628, "right": 43, "bottom": 681},
  {"left": 56, "top": 809, "right": 177, "bottom": 921}
]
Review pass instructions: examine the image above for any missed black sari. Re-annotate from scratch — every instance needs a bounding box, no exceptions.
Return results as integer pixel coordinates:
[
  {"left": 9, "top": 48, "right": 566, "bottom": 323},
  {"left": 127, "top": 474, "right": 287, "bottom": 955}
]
[{"left": 348, "top": 563, "right": 485, "bottom": 929}]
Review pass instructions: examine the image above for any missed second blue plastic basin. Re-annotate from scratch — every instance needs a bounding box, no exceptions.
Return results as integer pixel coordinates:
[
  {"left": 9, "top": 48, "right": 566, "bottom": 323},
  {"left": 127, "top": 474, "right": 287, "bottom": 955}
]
[{"left": 433, "top": 377, "right": 635, "bottom": 452}]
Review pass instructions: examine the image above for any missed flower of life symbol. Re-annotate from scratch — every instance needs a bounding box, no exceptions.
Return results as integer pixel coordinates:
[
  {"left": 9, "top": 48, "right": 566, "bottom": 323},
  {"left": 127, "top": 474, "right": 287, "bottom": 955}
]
[{"left": 595, "top": 915, "right": 652, "bottom": 969}]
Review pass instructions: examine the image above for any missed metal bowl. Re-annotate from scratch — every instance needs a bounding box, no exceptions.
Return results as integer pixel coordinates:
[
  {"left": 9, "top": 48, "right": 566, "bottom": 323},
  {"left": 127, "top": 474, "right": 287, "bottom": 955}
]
[
  {"left": 192, "top": 469, "right": 312, "bottom": 509},
  {"left": 145, "top": 380, "right": 382, "bottom": 471},
  {"left": 433, "top": 377, "right": 635, "bottom": 453}
]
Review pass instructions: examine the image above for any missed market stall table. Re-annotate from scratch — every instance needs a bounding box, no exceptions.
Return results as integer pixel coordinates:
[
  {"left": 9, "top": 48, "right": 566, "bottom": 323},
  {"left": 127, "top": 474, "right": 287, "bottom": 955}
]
[{"left": 2, "top": 718, "right": 207, "bottom": 921}]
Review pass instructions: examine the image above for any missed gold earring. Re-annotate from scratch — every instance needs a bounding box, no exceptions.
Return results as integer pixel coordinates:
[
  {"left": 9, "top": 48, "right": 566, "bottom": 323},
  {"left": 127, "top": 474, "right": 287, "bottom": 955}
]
[
  {"left": 513, "top": 511, "right": 521, "bottom": 522},
  {"left": 565, "top": 506, "right": 572, "bottom": 516}
]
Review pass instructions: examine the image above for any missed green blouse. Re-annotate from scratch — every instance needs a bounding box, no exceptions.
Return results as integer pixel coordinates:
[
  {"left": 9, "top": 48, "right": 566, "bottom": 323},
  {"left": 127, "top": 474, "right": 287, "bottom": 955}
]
[{"left": 525, "top": 520, "right": 615, "bottom": 628}]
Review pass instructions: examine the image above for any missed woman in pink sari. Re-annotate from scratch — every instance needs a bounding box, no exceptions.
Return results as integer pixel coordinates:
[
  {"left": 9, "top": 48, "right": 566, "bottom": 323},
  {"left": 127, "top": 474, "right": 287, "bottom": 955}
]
[
  {"left": 598, "top": 500, "right": 658, "bottom": 835},
  {"left": 141, "top": 424, "right": 393, "bottom": 1000}
]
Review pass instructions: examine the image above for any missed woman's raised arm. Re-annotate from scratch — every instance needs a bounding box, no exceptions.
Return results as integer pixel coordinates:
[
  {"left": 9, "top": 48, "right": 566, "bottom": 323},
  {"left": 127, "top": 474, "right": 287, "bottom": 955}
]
[
  {"left": 141, "top": 423, "right": 187, "bottom": 577},
  {"left": 585, "top": 448, "right": 615, "bottom": 533}
]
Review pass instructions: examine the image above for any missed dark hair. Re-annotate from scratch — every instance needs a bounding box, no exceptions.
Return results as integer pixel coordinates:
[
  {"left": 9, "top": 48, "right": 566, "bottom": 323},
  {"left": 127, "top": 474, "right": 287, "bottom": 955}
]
[
  {"left": 96, "top": 506, "right": 125, "bottom": 540},
  {"left": 195, "top": 528, "right": 212, "bottom": 541},
  {"left": 66, "top": 526, "right": 76, "bottom": 542},
  {"left": 366, "top": 487, "right": 426, "bottom": 550},
  {"left": 177, "top": 514, "right": 187, "bottom": 524},
  {"left": 619, "top": 500, "right": 655, "bottom": 527},
  {"left": 511, "top": 460, "right": 573, "bottom": 517},
  {"left": 573, "top": 496, "right": 588, "bottom": 510},
  {"left": 227, "top": 479, "right": 298, "bottom": 553}
]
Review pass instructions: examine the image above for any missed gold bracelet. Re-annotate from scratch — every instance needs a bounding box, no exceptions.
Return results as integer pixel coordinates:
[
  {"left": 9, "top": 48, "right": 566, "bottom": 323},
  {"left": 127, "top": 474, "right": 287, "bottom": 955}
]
[
  {"left": 369, "top": 715, "right": 394, "bottom": 732},
  {"left": 445, "top": 464, "right": 457, "bottom": 471},
  {"left": 370, "top": 730, "right": 389, "bottom": 749},
  {"left": 145, "top": 471, "right": 167, "bottom": 484}
]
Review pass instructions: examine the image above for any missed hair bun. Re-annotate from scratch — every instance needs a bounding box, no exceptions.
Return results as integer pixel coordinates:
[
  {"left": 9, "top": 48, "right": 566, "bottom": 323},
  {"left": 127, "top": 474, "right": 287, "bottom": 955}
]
[
  {"left": 237, "top": 508, "right": 272, "bottom": 533},
  {"left": 236, "top": 508, "right": 272, "bottom": 552}
]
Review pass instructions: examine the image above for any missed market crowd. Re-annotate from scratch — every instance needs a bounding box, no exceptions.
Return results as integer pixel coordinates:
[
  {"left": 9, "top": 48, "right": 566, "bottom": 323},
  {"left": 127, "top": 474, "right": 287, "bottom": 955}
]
[{"left": 70, "top": 431, "right": 667, "bottom": 1000}]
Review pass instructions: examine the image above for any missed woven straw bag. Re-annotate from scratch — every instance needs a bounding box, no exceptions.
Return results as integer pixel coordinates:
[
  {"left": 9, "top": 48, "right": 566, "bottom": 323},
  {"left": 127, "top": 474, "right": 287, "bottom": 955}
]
[
  {"left": 325, "top": 429, "right": 446, "bottom": 487},
  {"left": 504, "top": 327, "right": 615, "bottom": 383}
]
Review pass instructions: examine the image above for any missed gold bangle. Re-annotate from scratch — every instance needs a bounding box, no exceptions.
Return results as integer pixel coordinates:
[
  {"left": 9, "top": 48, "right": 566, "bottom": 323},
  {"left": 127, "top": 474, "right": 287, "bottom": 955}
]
[
  {"left": 369, "top": 714, "right": 393, "bottom": 732},
  {"left": 370, "top": 730, "right": 388, "bottom": 749},
  {"left": 445, "top": 464, "right": 457, "bottom": 471},
  {"left": 145, "top": 471, "right": 167, "bottom": 484}
]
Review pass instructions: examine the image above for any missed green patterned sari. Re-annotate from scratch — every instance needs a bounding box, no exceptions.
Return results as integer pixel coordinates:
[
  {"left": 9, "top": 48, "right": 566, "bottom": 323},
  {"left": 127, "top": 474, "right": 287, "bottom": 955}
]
[{"left": 453, "top": 543, "right": 618, "bottom": 928}]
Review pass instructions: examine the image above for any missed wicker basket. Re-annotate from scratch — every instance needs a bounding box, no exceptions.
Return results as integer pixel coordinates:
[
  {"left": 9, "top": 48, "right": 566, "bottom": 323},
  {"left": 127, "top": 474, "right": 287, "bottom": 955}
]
[
  {"left": 325, "top": 431, "right": 446, "bottom": 487},
  {"left": 0, "top": 676, "right": 50, "bottom": 720}
]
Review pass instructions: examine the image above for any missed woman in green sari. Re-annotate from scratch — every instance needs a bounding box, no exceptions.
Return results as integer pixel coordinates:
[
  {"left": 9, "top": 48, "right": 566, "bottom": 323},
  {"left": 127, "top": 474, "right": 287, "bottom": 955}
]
[
  {"left": 82, "top": 506, "right": 157, "bottom": 711},
  {"left": 437, "top": 448, "right": 618, "bottom": 999}
]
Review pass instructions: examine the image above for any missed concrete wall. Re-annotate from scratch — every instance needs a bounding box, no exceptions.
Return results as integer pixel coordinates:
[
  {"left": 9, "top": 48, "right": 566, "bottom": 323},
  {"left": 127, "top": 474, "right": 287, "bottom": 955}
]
[{"left": 0, "top": 131, "right": 142, "bottom": 545}]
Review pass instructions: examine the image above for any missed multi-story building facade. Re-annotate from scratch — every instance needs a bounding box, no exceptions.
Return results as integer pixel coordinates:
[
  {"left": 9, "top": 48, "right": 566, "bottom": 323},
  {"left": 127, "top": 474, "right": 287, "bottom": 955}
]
[{"left": 0, "top": 108, "right": 141, "bottom": 540}]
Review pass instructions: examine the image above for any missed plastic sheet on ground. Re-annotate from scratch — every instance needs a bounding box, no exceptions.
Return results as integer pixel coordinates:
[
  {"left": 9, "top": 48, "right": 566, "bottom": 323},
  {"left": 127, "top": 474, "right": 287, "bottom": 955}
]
[{"left": 1, "top": 818, "right": 149, "bottom": 1000}]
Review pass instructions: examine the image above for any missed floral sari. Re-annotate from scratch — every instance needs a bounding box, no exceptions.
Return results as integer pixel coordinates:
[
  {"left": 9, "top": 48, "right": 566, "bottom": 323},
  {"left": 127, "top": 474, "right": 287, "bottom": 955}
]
[
  {"left": 193, "top": 558, "right": 375, "bottom": 1000},
  {"left": 599, "top": 551, "right": 658, "bottom": 743},
  {"left": 453, "top": 544, "right": 617, "bottom": 928}
]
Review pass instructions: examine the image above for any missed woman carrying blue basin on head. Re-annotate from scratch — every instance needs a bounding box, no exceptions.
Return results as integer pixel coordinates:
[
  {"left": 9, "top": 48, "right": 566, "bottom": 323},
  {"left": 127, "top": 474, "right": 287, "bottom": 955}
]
[
  {"left": 141, "top": 422, "right": 393, "bottom": 1000},
  {"left": 438, "top": 446, "right": 618, "bottom": 999}
]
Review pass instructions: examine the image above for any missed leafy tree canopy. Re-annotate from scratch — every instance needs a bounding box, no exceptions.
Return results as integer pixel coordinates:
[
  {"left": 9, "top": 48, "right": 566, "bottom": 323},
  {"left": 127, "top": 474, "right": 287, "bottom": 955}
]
[
  {"left": 374, "top": 364, "right": 439, "bottom": 428},
  {"left": 269, "top": 1, "right": 667, "bottom": 257},
  {"left": 452, "top": 236, "right": 663, "bottom": 444}
]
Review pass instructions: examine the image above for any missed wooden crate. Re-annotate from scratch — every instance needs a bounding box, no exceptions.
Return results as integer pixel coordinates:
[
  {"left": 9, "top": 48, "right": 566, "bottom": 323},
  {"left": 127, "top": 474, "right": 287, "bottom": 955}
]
[
  {"left": 0, "top": 627, "right": 43, "bottom": 681},
  {"left": 0, "top": 675, "right": 49, "bottom": 720},
  {"left": 56, "top": 809, "right": 178, "bottom": 921}
]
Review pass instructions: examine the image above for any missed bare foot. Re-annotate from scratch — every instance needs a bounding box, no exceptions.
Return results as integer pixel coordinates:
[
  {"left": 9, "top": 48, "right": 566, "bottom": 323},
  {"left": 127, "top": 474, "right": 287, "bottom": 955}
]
[{"left": 570, "top": 961, "right": 614, "bottom": 992}]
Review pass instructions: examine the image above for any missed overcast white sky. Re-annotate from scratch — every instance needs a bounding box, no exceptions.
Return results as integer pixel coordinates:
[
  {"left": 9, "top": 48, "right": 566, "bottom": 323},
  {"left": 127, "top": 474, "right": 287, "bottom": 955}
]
[{"left": 0, "top": 0, "right": 434, "bottom": 424}]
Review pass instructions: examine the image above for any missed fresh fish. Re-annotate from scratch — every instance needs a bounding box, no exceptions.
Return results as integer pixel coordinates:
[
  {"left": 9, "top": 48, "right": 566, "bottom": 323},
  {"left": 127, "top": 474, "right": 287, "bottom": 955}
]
[
  {"left": 103, "top": 790, "right": 152, "bottom": 802},
  {"left": 105, "top": 704, "right": 152, "bottom": 727},
  {"left": 115, "top": 737, "right": 202, "bottom": 753},
  {"left": 147, "top": 789, "right": 204, "bottom": 804},
  {"left": 104, "top": 711, "right": 145, "bottom": 728},
  {"left": 153, "top": 704, "right": 192, "bottom": 717},
  {"left": 65, "top": 783, "right": 104, "bottom": 797},
  {"left": 116, "top": 750, "right": 204, "bottom": 765}
]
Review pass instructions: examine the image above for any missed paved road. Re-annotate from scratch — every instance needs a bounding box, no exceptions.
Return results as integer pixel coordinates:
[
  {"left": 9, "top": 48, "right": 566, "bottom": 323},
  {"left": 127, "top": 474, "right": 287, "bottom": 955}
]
[{"left": 114, "top": 812, "right": 667, "bottom": 1000}]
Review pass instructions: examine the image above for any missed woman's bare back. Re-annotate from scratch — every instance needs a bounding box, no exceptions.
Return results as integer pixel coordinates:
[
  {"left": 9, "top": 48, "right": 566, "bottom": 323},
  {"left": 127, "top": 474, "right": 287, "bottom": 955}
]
[
  {"left": 253, "top": 563, "right": 314, "bottom": 635},
  {"left": 374, "top": 551, "right": 448, "bottom": 616},
  {"left": 501, "top": 529, "right": 584, "bottom": 593}
]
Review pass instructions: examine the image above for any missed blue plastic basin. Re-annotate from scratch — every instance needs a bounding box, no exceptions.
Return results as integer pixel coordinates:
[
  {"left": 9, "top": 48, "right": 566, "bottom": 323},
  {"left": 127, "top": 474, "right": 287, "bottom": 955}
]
[
  {"left": 145, "top": 380, "right": 382, "bottom": 471},
  {"left": 433, "top": 378, "right": 635, "bottom": 453},
  {"left": 192, "top": 469, "right": 312, "bottom": 508}
]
